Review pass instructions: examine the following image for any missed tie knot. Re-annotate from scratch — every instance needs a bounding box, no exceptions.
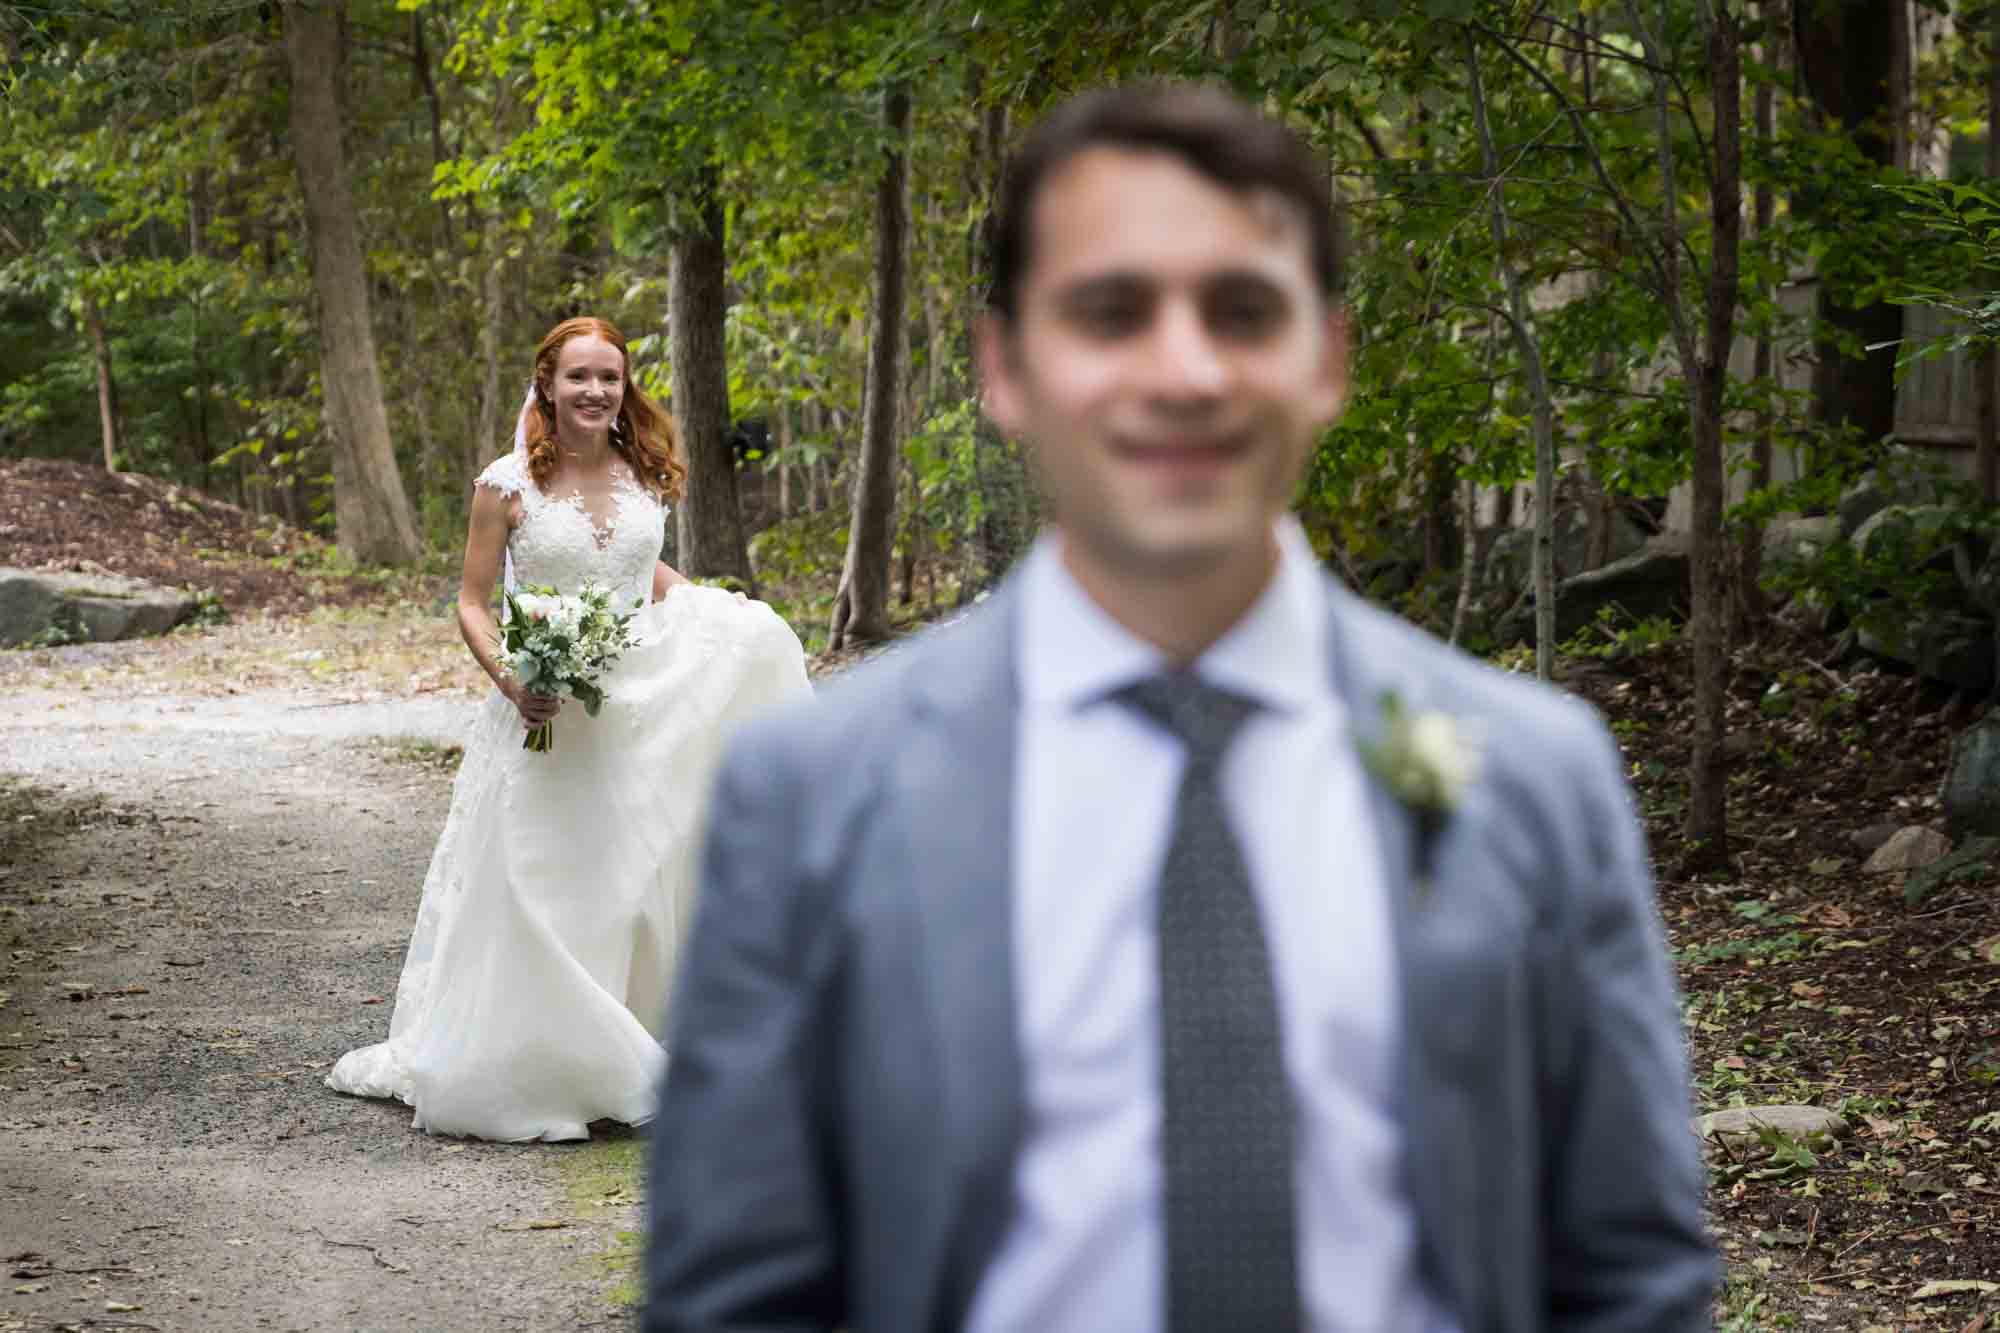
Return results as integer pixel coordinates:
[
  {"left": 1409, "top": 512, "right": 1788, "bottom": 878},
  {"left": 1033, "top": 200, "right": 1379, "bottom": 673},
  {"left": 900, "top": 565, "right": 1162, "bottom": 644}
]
[{"left": 1114, "top": 674, "right": 1261, "bottom": 765}]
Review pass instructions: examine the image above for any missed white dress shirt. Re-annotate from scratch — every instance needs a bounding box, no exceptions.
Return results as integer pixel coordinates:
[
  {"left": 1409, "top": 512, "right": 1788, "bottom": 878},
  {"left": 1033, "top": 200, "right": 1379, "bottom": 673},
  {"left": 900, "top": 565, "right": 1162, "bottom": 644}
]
[{"left": 964, "top": 519, "right": 1453, "bottom": 1333}]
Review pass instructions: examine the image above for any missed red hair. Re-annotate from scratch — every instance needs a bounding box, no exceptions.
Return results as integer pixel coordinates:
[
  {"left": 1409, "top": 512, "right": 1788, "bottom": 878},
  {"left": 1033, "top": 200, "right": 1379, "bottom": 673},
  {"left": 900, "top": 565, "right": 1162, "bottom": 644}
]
[{"left": 523, "top": 317, "right": 686, "bottom": 502}]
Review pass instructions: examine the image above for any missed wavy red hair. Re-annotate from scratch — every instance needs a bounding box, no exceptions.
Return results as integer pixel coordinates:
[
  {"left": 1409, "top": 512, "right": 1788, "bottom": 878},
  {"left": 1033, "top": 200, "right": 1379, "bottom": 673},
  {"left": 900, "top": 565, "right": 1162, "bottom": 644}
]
[{"left": 522, "top": 317, "right": 686, "bottom": 502}]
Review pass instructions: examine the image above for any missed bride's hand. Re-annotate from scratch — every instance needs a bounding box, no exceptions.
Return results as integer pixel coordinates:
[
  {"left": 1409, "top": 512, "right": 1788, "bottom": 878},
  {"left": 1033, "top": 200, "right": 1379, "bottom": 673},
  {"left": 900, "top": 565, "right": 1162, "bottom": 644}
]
[{"left": 504, "top": 682, "right": 562, "bottom": 729}]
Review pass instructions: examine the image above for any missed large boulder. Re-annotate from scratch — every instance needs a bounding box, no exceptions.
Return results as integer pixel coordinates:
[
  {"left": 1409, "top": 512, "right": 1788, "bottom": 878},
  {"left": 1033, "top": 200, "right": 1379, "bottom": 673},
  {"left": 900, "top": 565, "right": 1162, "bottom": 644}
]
[
  {"left": 1943, "top": 710, "right": 2000, "bottom": 839},
  {"left": 1761, "top": 514, "right": 1842, "bottom": 571},
  {"left": 1851, "top": 503, "right": 1964, "bottom": 574},
  {"left": 1494, "top": 536, "right": 1690, "bottom": 647},
  {"left": 1481, "top": 507, "right": 1650, "bottom": 601},
  {"left": 1857, "top": 612, "right": 1996, "bottom": 695},
  {"left": 1838, "top": 455, "right": 1940, "bottom": 539},
  {"left": 0, "top": 566, "right": 201, "bottom": 648}
]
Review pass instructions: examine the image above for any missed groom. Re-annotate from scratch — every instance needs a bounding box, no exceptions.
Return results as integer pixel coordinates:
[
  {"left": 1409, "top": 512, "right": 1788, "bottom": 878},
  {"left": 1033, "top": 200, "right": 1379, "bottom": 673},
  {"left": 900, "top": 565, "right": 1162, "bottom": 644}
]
[{"left": 645, "top": 84, "right": 1715, "bottom": 1332}]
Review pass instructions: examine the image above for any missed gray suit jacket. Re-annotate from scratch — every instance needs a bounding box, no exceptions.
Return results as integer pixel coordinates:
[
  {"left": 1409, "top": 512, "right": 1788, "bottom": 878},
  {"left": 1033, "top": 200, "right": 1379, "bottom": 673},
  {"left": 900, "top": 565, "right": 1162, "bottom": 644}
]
[{"left": 643, "top": 573, "right": 1717, "bottom": 1333}]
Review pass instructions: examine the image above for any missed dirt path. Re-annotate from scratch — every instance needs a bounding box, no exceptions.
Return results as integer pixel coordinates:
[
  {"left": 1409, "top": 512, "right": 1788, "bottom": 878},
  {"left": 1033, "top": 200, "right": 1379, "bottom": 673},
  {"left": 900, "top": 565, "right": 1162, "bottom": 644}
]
[{"left": 0, "top": 674, "right": 643, "bottom": 1332}]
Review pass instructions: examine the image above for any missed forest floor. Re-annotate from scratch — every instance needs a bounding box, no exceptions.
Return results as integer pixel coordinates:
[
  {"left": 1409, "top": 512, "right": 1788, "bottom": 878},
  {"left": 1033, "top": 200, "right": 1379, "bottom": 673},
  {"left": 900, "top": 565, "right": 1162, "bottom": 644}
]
[{"left": 3, "top": 460, "right": 1998, "bottom": 1331}]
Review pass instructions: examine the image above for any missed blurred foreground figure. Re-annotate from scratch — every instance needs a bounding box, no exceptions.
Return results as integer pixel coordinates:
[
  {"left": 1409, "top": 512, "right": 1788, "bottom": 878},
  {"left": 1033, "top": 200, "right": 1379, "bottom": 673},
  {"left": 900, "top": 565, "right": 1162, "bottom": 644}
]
[{"left": 644, "top": 83, "right": 1716, "bottom": 1333}]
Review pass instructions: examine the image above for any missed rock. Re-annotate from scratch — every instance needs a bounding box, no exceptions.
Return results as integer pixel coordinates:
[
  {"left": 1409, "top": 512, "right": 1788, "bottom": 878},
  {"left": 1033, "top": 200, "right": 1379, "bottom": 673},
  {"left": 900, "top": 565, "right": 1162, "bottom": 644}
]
[
  {"left": 0, "top": 567, "right": 201, "bottom": 648},
  {"left": 1902, "top": 835, "right": 2000, "bottom": 906},
  {"left": 1761, "top": 514, "right": 1842, "bottom": 571},
  {"left": 1838, "top": 456, "right": 1938, "bottom": 539},
  {"left": 1861, "top": 826, "right": 1952, "bottom": 873},
  {"left": 1696, "top": 1104, "right": 1848, "bottom": 1147},
  {"left": 1848, "top": 822, "right": 1902, "bottom": 853},
  {"left": 1857, "top": 613, "right": 1996, "bottom": 695},
  {"left": 1493, "top": 536, "right": 1690, "bottom": 647},
  {"left": 1481, "top": 508, "right": 1650, "bottom": 600},
  {"left": 1943, "top": 709, "right": 2000, "bottom": 839},
  {"left": 1851, "top": 503, "right": 1961, "bottom": 574}
]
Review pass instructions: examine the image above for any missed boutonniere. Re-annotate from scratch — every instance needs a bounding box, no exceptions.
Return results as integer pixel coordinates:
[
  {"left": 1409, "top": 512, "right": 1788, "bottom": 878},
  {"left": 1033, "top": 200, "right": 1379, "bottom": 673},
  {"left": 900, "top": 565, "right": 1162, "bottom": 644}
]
[{"left": 1358, "top": 691, "right": 1483, "bottom": 895}]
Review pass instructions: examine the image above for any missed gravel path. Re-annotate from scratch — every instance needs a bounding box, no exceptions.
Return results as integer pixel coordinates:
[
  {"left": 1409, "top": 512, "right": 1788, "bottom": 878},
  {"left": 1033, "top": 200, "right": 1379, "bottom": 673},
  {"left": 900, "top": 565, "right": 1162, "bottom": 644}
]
[{"left": 1, "top": 682, "right": 642, "bottom": 1332}]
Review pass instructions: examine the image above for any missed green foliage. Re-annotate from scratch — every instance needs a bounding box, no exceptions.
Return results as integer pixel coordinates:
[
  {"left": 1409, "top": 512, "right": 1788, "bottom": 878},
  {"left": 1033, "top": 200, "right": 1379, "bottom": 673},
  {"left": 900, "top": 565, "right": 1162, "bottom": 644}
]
[{"left": 1560, "top": 607, "right": 1682, "bottom": 662}]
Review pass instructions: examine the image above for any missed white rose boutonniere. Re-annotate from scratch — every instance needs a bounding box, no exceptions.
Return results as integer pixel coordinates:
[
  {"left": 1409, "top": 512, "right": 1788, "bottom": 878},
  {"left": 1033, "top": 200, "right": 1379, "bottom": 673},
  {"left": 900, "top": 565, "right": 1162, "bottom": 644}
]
[{"left": 1358, "top": 691, "right": 1484, "bottom": 895}]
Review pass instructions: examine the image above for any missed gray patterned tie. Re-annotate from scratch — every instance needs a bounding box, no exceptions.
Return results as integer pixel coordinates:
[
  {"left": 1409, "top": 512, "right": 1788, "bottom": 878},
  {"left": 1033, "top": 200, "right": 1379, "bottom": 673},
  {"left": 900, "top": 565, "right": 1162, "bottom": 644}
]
[{"left": 1116, "top": 673, "right": 1302, "bottom": 1333}]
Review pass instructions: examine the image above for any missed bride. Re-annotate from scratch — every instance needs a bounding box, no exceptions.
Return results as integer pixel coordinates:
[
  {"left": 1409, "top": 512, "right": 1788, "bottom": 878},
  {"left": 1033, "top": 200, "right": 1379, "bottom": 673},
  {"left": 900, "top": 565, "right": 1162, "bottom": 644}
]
[{"left": 327, "top": 316, "right": 811, "bottom": 1142}]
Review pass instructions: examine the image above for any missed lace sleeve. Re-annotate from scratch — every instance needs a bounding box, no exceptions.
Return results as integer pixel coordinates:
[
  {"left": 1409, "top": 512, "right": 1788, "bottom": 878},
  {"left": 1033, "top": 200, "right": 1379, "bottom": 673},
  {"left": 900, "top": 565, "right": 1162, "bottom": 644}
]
[{"left": 475, "top": 452, "right": 529, "bottom": 499}]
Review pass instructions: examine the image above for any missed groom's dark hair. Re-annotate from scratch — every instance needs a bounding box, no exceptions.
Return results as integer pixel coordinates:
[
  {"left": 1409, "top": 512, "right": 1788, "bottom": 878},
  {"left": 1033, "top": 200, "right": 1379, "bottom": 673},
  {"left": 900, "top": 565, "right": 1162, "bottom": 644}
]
[{"left": 987, "top": 83, "right": 1344, "bottom": 321}]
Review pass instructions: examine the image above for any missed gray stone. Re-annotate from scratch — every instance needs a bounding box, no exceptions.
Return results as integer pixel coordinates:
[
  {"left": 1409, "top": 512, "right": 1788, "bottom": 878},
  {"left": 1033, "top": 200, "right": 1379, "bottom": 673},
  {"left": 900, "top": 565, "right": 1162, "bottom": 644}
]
[
  {"left": 1902, "top": 835, "right": 2000, "bottom": 907},
  {"left": 1481, "top": 508, "right": 1650, "bottom": 600},
  {"left": 1943, "top": 710, "right": 2000, "bottom": 840},
  {"left": 0, "top": 566, "right": 200, "bottom": 648},
  {"left": 1862, "top": 826, "right": 1952, "bottom": 873},
  {"left": 1849, "top": 822, "right": 1903, "bottom": 853},
  {"left": 1761, "top": 514, "right": 1843, "bottom": 571},
  {"left": 1696, "top": 1105, "right": 1849, "bottom": 1147},
  {"left": 1838, "top": 456, "right": 1939, "bottom": 539},
  {"left": 1851, "top": 503, "right": 1960, "bottom": 573},
  {"left": 1857, "top": 613, "right": 1996, "bottom": 695},
  {"left": 1493, "top": 536, "right": 1690, "bottom": 647}
]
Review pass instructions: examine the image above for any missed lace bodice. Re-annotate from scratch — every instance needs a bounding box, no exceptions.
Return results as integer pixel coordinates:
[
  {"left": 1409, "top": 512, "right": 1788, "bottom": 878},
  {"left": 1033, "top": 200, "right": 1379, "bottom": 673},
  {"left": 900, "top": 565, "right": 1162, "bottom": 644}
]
[{"left": 476, "top": 451, "right": 666, "bottom": 609}]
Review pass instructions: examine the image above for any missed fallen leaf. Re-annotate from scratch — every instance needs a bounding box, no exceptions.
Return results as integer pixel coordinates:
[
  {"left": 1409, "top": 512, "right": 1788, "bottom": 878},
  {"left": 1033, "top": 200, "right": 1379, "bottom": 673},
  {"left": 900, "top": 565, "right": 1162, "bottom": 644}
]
[
  {"left": 495, "top": 1219, "right": 570, "bottom": 1232},
  {"left": 360, "top": 996, "right": 383, "bottom": 1005},
  {"left": 104, "top": 1301, "right": 142, "bottom": 1312},
  {"left": 1912, "top": 1279, "right": 2000, "bottom": 1299},
  {"left": 12, "top": 1283, "right": 46, "bottom": 1294},
  {"left": 1756, "top": 1228, "right": 1810, "bottom": 1247}
]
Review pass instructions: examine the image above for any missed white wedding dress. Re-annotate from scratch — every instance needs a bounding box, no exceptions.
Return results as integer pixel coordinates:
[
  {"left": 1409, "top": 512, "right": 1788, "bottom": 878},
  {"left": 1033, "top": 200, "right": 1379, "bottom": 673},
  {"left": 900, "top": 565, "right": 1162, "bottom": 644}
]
[{"left": 326, "top": 448, "right": 811, "bottom": 1141}]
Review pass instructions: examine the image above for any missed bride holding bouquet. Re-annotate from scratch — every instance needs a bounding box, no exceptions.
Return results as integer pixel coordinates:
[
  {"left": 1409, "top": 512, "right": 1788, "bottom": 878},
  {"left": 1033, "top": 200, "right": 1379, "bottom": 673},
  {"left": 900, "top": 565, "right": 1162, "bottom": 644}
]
[{"left": 327, "top": 316, "right": 811, "bottom": 1142}]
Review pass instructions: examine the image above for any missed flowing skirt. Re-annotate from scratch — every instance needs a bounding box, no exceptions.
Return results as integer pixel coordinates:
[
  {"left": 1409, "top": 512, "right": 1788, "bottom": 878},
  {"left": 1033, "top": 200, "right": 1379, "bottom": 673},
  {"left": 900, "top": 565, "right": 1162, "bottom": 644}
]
[{"left": 326, "top": 584, "right": 811, "bottom": 1141}]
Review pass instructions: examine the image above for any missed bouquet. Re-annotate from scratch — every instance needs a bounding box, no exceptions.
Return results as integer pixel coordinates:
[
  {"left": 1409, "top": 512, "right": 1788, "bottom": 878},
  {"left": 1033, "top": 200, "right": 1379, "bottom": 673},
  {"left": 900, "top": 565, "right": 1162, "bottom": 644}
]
[{"left": 495, "top": 581, "right": 638, "bottom": 752}]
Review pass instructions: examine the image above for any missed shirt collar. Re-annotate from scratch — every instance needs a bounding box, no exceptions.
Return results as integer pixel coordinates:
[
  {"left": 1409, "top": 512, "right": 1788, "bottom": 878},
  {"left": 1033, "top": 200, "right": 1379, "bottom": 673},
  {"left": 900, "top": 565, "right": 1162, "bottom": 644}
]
[{"left": 1017, "top": 516, "right": 1333, "bottom": 718}]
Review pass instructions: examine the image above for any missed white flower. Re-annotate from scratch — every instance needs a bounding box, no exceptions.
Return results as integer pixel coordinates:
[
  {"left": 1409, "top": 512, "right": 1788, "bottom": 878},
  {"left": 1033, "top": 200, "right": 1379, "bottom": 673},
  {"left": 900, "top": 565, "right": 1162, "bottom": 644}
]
[
  {"left": 1404, "top": 711, "right": 1483, "bottom": 808},
  {"left": 514, "top": 592, "right": 553, "bottom": 622},
  {"left": 1361, "top": 693, "right": 1483, "bottom": 817}
]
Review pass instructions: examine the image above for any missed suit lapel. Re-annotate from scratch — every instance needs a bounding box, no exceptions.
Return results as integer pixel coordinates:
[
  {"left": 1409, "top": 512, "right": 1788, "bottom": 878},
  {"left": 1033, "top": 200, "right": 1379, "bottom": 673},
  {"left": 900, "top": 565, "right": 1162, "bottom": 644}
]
[
  {"left": 903, "top": 588, "right": 1026, "bottom": 1327},
  {"left": 1322, "top": 578, "right": 1461, "bottom": 1312}
]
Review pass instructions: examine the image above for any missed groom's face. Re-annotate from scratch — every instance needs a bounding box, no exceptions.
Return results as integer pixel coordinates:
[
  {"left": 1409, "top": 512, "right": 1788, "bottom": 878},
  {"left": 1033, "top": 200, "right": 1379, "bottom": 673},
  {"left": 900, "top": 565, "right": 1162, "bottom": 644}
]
[{"left": 978, "top": 145, "right": 1348, "bottom": 582}]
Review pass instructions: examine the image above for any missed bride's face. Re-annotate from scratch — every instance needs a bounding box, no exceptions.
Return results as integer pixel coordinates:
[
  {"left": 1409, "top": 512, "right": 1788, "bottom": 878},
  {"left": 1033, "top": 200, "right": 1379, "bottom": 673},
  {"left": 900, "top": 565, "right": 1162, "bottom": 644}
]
[{"left": 548, "top": 334, "right": 626, "bottom": 443}]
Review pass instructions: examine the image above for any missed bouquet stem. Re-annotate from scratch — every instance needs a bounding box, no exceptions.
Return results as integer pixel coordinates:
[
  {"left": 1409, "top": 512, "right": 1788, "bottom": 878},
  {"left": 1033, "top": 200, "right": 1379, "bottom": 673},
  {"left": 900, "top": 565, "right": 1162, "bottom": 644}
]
[{"left": 523, "top": 721, "right": 554, "bottom": 753}]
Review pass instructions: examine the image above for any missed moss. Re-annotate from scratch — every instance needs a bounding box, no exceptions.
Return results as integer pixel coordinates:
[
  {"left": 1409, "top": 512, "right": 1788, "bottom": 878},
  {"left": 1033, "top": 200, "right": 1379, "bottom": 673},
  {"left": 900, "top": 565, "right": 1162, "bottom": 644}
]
[{"left": 554, "top": 1135, "right": 646, "bottom": 1308}]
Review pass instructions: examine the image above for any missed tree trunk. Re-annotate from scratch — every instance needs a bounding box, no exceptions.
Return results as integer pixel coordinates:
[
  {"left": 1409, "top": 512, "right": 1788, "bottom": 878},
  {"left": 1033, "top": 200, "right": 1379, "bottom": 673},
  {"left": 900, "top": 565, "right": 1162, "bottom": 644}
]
[
  {"left": 1466, "top": 36, "right": 1561, "bottom": 682},
  {"left": 473, "top": 220, "right": 506, "bottom": 491},
  {"left": 1422, "top": 448, "right": 1458, "bottom": 574},
  {"left": 1980, "top": 0, "right": 2000, "bottom": 505},
  {"left": 410, "top": 9, "right": 455, "bottom": 250},
  {"left": 669, "top": 173, "right": 755, "bottom": 593},
  {"left": 1634, "top": 0, "right": 1742, "bottom": 866},
  {"left": 830, "top": 84, "right": 912, "bottom": 651},
  {"left": 1741, "top": 9, "right": 1781, "bottom": 626},
  {"left": 283, "top": 0, "right": 424, "bottom": 565},
  {"left": 1686, "top": 1, "right": 1742, "bottom": 865},
  {"left": 85, "top": 299, "right": 120, "bottom": 472},
  {"left": 1793, "top": 0, "right": 1902, "bottom": 455},
  {"left": 776, "top": 403, "right": 795, "bottom": 517}
]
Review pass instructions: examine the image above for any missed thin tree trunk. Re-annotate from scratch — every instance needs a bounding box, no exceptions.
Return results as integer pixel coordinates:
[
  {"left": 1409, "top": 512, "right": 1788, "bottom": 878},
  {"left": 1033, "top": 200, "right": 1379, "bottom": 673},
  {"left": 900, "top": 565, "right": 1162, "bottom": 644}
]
[
  {"left": 670, "top": 170, "right": 755, "bottom": 592},
  {"left": 830, "top": 84, "right": 912, "bottom": 651},
  {"left": 1980, "top": 0, "right": 2000, "bottom": 504},
  {"left": 1466, "top": 35, "right": 1562, "bottom": 682},
  {"left": 1689, "top": 0, "right": 1743, "bottom": 862},
  {"left": 283, "top": 0, "right": 424, "bottom": 565},
  {"left": 1630, "top": 0, "right": 1740, "bottom": 863},
  {"left": 1741, "top": 9, "right": 1780, "bottom": 624},
  {"left": 410, "top": 10, "right": 455, "bottom": 250},
  {"left": 473, "top": 219, "right": 505, "bottom": 490},
  {"left": 86, "top": 299, "right": 120, "bottom": 472},
  {"left": 776, "top": 403, "right": 795, "bottom": 517}
]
